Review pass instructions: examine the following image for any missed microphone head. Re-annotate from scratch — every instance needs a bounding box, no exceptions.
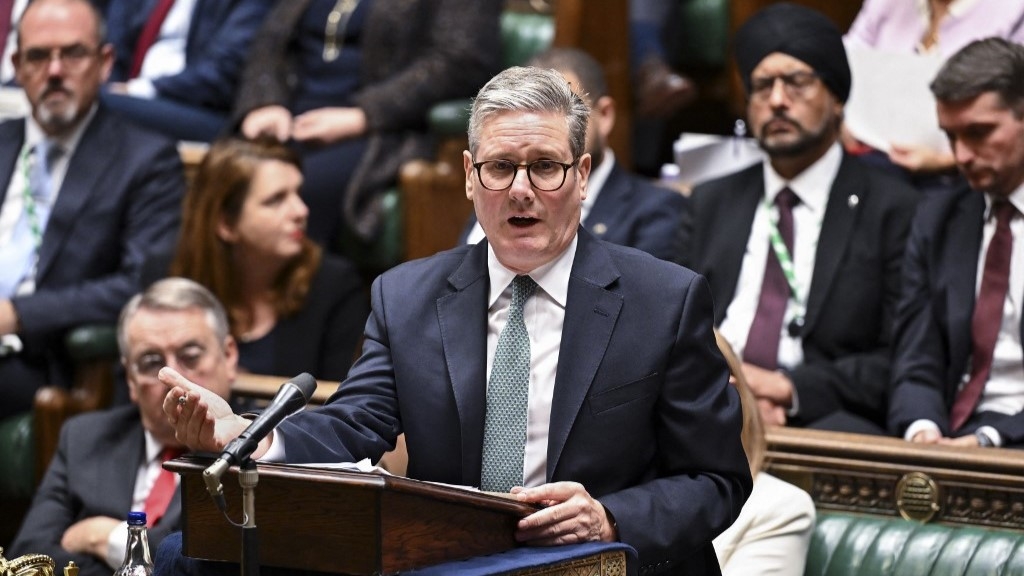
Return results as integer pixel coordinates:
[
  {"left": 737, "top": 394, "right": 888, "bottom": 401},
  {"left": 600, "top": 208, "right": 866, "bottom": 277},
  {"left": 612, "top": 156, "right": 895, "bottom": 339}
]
[{"left": 290, "top": 372, "right": 317, "bottom": 402}]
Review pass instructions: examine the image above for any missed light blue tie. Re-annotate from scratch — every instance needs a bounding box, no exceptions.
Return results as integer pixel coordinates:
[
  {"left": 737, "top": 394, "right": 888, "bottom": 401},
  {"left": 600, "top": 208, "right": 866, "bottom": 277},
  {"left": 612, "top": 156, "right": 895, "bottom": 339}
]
[
  {"left": 0, "top": 141, "right": 58, "bottom": 297},
  {"left": 481, "top": 274, "right": 537, "bottom": 492}
]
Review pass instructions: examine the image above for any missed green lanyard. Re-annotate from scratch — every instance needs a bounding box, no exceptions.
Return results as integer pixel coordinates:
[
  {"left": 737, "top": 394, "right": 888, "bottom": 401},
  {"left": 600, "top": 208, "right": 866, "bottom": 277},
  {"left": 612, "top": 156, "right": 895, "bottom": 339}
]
[
  {"left": 764, "top": 194, "right": 805, "bottom": 335},
  {"left": 20, "top": 143, "right": 45, "bottom": 255}
]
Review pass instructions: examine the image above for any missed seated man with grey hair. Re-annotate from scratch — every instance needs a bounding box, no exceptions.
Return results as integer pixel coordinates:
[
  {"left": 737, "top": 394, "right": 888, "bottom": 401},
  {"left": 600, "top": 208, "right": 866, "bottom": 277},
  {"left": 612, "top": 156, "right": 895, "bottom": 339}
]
[
  {"left": 9, "top": 278, "right": 238, "bottom": 576},
  {"left": 158, "top": 65, "right": 749, "bottom": 575}
]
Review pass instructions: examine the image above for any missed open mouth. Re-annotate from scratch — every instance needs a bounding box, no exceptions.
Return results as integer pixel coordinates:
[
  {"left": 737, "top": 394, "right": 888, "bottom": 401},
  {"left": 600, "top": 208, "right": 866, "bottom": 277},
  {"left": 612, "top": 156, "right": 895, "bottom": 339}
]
[{"left": 508, "top": 216, "right": 538, "bottom": 228}]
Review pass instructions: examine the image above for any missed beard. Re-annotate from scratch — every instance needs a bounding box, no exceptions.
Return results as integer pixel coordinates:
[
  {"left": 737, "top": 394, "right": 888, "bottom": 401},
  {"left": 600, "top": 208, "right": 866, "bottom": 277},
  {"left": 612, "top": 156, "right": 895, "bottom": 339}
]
[
  {"left": 34, "top": 85, "right": 80, "bottom": 134},
  {"left": 757, "top": 113, "right": 834, "bottom": 158}
]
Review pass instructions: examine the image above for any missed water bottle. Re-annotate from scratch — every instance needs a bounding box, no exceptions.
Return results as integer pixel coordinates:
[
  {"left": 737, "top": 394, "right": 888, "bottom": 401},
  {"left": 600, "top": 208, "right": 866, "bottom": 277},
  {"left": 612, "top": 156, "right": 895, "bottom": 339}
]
[{"left": 113, "top": 511, "right": 153, "bottom": 576}]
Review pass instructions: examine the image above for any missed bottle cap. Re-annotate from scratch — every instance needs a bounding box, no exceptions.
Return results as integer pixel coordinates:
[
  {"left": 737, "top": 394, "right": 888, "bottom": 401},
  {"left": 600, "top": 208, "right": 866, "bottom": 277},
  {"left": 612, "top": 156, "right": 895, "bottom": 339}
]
[{"left": 127, "top": 511, "right": 147, "bottom": 526}]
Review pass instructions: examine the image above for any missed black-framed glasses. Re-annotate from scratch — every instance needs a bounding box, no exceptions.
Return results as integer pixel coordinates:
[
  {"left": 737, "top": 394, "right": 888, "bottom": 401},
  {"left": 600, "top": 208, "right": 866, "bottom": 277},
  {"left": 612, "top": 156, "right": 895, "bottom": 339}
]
[
  {"left": 472, "top": 158, "right": 579, "bottom": 192},
  {"left": 19, "top": 43, "right": 100, "bottom": 73},
  {"left": 750, "top": 71, "right": 820, "bottom": 102},
  {"left": 130, "top": 344, "right": 208, "bottom": 379}
]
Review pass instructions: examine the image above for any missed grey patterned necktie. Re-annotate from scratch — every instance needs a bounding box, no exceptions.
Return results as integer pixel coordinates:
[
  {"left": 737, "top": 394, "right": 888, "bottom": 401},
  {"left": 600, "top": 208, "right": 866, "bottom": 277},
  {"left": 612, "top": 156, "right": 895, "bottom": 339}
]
[{"left": 481, "top": 274, "right": 537, "bottom": 492}]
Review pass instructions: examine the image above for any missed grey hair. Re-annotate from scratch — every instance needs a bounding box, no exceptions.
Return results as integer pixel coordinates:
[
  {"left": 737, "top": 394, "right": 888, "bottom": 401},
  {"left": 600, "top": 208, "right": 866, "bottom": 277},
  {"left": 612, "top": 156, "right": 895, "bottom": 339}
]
[
  {"left": 931, "top": 37, "right": 1024, "bottom": 115},
  {"left": 117, "top": 277, "right": 230, "bottom": 357},
  {"left": 467, "top": 66, "right": 589, "bottom": 159}
]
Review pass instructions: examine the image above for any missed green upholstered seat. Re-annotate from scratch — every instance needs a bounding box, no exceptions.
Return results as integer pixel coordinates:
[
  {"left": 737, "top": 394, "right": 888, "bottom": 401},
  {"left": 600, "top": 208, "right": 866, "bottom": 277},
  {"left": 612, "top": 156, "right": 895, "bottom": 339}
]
[
  {"left": 806, "top": 512, "right": 1024, "bottom": 576},
  {"left": 0, "top": 411, "right": 34, "bottom": 500}
]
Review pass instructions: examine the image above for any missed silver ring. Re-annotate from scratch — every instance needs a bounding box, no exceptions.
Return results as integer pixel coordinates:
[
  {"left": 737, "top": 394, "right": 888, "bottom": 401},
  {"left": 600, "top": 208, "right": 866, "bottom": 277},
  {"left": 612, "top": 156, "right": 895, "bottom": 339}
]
[{"left": 178, "top": 394, "right": 188, "bottom": 406}]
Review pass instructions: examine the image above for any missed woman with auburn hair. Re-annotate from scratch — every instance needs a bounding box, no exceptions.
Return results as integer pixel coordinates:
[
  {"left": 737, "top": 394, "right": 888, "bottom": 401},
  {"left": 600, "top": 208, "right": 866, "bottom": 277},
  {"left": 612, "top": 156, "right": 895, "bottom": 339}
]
[
  {"left": 713, "top": 333, "right": 816, "bottom": 576},
  {"left": 171, "top": 137, "right": 368, "bottom": 381}
]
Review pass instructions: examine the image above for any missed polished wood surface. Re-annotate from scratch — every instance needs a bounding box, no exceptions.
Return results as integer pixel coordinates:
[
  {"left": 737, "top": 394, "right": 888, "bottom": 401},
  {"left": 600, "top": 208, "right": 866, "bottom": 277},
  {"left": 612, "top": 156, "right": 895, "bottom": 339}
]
[
  {"left": 765, "top": 427, "right": 1024, "bottom": 529},
  {"left": 168, "top": 456, "right": 537, "bottom": 574},
  {"left": 231, "top": 373, "right": 340, "bottom": 405}
]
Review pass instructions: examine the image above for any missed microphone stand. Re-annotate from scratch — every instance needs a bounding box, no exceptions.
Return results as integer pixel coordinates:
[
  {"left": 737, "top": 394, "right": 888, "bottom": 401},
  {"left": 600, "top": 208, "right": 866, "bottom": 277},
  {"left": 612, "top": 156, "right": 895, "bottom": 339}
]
[{"left": 239, "top": 458, "right": 260, "bottom": 576}]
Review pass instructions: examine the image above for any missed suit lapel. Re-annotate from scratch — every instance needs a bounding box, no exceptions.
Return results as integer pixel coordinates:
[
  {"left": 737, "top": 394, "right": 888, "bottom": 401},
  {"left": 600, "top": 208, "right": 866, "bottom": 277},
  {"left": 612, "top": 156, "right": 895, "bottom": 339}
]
[
  {"left": 707, "top": 167, "right": 762, "bottom": 321},
  {"left": 0, "top": 121, "right": 25, "bottom": 206},
  {"left": 36, "top": 110, "right": 115, "bottom": 281},
  {"left": 436, "top": 243, "right": 490, "bottom": 484},
  {"left": 546, "top": 231, "right": 622, "bottom": 479},
  {"left": 803, "top": 154, "right": 861, "bottom": 333},
  {"left": 946, "top": 192, "right": 985, "bottom": 368}
]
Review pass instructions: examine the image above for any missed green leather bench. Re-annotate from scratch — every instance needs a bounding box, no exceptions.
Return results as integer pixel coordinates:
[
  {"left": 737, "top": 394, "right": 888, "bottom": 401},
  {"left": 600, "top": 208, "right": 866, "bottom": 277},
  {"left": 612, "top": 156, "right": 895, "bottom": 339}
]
[{"left": 807, "top": 512, "right": 1024, "bottom": 576}]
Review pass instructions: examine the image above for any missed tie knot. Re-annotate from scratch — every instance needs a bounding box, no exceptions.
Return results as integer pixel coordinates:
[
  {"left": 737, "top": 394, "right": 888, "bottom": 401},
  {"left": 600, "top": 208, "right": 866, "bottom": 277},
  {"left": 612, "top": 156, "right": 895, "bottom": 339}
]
[
  {"left": 510, "top": 275, "right": 537, "bottom": 308},
  {"left": 775, "top": 187, "right": 800, "bottom": 209},
  {"left": 993, "top": 199, "right": 1018, "bottom": 226}
]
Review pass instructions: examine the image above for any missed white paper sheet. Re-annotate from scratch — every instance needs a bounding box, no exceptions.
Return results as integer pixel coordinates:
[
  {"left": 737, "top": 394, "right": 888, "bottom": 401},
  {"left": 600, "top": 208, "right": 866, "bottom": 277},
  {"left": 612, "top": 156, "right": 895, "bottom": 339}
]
[
  {"left": 671, "top": 133, "right": 765, "bottom": 187},
  {"left": 844, "top": 46, "right": 949, "bottom": 154}
]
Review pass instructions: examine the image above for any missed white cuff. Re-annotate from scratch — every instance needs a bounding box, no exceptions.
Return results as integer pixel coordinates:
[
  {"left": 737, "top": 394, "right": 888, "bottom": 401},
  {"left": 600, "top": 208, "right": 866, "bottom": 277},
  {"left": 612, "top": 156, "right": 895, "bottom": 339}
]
[
  {"left": 904, "top": 419, "right": 940, "bottom": 441},
  {"left": 105, "top": 520, "right": 128, "bottom": 569},
  {"left": 976, "top": 425, "right": 1002, "bottom": 447},
  {"left": 126, "top": 78, "right": 157, "bottom": 99}
]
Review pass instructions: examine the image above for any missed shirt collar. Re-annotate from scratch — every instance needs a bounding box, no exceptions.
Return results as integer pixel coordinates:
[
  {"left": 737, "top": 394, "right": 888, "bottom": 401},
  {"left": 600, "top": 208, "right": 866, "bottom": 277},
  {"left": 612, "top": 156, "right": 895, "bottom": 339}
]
[
  {"left": 487, "top": 233, "right": 578, "bottom": 309},
  {"left": 24, "top": 103, "right": 98, "bottom": 155},
  {"left": 762, "top": 142, "right": 843, "bottom": 216},
  {"left": 985, "top": 182, "right": 1024, "bottom": 220}
]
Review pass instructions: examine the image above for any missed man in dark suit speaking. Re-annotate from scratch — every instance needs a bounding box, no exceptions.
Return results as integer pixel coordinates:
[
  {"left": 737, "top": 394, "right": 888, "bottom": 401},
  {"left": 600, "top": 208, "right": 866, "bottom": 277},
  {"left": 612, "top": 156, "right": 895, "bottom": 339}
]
[
  {"left": 0, "top": 0, "right": 184, "bottom": 420},
  {"left": 162, "top": 66, "right": 751, "bottom": 575},
  {"left": 679, "top": 3, "right": 919, "bottom": 433}
]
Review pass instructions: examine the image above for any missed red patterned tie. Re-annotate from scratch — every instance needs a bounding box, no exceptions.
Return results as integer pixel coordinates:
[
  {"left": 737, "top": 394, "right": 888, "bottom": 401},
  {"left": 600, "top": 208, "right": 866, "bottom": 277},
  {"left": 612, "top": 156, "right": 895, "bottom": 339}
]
[
  {"left": 144, "top": 446, "right": 184, "bottom": 528},
  {"left": 744, "top": 188, "right": 799, "bottom": 369},
  {"left": 129, "top": 0, "right": 176, "bottom": 79},
  {"left": 950, "top": 200, "right": 1017, "bottom": 431}
]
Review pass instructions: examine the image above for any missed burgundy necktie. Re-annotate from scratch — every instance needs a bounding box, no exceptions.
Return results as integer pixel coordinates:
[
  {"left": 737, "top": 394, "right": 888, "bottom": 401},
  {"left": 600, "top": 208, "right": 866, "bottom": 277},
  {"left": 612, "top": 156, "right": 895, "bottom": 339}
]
[
  {"left": 744, "top": 188, "right": 799, "bottom": 370},
  {"left": 950, "top": 200, "right": 1017, "bottom": 431},
  {"left": 0, "top": 0, "right": 14, "bottom": 66},
  {"left": 129, "top": 0, "right": 176, "bottom": 79},
  {"left": 143, "top": 446, "right": 184, "bottom": 528}
]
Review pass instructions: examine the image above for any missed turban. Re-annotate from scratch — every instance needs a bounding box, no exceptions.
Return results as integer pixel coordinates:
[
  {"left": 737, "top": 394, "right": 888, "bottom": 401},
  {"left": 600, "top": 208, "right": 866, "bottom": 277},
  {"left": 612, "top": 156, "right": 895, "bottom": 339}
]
[{"left": 734, "top": 3, "right": 851, "bottom": 103}]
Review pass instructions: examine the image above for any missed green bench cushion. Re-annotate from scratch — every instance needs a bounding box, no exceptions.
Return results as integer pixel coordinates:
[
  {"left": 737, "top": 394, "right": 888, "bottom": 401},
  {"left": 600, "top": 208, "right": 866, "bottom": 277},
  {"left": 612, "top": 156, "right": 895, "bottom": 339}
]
[
  {"left": 0, "top": 412, "right": 34, "bottom": 500},
  {"left": 807, "top": 512, "right": 1024, "bottom": 576}
]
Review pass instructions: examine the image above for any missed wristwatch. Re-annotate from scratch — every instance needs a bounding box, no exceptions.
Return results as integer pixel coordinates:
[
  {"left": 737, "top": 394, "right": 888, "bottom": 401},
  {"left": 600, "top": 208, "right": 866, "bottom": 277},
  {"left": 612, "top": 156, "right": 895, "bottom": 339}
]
[{"left": 975, "top": 430, "right": 995, "bottom": 448}]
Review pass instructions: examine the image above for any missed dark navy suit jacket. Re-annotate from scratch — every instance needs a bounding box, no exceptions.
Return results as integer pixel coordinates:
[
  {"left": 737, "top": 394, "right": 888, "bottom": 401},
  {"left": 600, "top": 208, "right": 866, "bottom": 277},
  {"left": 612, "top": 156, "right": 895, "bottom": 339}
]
[
  {"left": 889, "top": 186, "right": 1024, "bottom": 443},
  {"left": 681, "top": 154, "right": 919, "bottom": 429},
  {"left": 10, "top": 405, "right": 182, "bottom": 576},
  {"left": 275, "top": 229, "right": 751, "bottom": 575},
  {"left": 105, "top": 0, "right": 273, "bottom": 111}
]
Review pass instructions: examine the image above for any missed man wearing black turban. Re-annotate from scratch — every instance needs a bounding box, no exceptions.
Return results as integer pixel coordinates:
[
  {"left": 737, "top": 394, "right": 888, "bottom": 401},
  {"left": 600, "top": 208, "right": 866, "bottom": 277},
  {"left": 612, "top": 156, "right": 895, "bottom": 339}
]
[{"left": 680, "top": 3, "right": 919, "bottom": 434}]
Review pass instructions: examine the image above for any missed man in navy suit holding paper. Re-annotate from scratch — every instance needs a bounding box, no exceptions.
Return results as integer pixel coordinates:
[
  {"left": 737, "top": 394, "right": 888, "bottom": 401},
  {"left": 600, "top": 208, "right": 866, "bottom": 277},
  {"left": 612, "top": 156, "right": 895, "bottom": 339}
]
[{"left": 162, "top": 65, "right": 750, "bottom": 575}]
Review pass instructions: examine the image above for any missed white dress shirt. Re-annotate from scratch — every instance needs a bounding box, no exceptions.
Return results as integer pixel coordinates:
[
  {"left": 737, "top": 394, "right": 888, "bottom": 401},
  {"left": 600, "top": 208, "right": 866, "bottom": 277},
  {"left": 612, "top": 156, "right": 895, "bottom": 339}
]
[
  {"left": 719, "top": 143, "right": 842, "bottom": 370},
  {"left": 127, "top": 0, "right": 198, "bottom": 99}
]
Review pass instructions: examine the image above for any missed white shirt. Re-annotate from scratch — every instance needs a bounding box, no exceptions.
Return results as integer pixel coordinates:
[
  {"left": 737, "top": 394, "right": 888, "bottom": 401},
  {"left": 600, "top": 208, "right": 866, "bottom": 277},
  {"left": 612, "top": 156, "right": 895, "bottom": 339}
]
[
  {"left": 485, "top": 235, "right": 576, "bottom": 487},
  {"left": 906, "top": 184, "right": 1024, "bottom": 444},
  {"left": 127, "top": 0, "right": 198, "bottom": 99},
  {"left": 719, "top": 143, "right": 841, "bottom": 370},
  {"left": 104, "top": 431, "right": 180, "bottom": 569}
]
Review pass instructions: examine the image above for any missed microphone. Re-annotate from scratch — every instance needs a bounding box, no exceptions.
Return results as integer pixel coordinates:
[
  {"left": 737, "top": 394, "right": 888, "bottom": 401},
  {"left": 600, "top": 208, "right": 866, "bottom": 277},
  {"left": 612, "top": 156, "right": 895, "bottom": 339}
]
[{"left": 203, "top": 373, "right": 317, "bottom": 509}]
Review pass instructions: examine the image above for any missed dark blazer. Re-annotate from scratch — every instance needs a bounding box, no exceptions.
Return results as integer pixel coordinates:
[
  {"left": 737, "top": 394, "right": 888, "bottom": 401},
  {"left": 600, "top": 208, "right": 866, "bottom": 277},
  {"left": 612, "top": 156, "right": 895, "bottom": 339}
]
[
  {"left": 275, "top": 229, "right": 752, "bottom": 575},
  {"left": 247, "top": 254, "right": 368, "bottom": 381},
  {"left": 888, "top": 186, "right": 1024, "bottom": 442},
  {"left": 681, "top": 154, "right": 919, "bottom": 428},
  {"left": 231, "top": 0, "right": 502, "bottom": 239},
  {"left": 105, "top": 0, "right": 273, "bottom": 111},
  {"left": 10, "top": 405, "right": 181, "bottom": 576},
  {"left": 584, "top": 162, "right": 688, "bottom": 262},
  {"left": 0, "top": 107, "right": 183, "bottom": 383},
  {"left": 461, "top": 160, "right": 688, "bottom": 262}
]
